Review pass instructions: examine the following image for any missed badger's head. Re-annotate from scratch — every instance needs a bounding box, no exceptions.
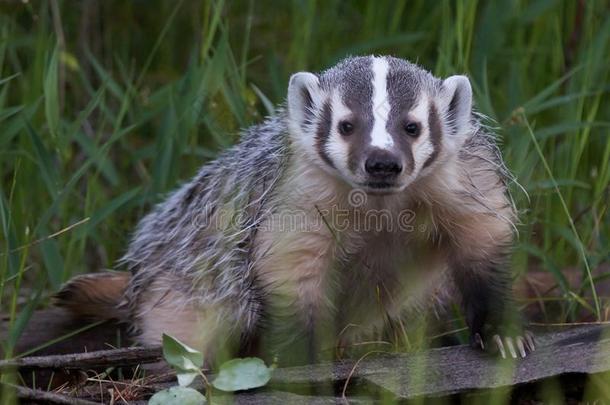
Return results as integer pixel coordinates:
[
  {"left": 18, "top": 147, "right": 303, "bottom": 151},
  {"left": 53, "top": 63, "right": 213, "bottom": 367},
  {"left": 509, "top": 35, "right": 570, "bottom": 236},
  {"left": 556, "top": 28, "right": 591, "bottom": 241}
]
[{"left": 287, "top": 56, "right": 473, "bottom": 194}]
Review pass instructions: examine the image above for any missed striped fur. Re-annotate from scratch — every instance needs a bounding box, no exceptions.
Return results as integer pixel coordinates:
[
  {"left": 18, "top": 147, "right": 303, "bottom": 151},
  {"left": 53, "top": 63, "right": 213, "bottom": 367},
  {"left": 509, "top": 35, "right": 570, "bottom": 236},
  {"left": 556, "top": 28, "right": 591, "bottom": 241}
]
[{"left": 57, "top": 56, "right": 522, "bottom": 362}]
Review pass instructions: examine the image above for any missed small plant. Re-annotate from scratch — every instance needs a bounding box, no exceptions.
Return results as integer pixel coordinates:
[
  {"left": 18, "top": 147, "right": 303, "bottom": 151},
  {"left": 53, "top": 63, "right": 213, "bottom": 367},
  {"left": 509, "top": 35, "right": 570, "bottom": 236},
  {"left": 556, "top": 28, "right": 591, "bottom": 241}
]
[{"left": 148, "top": 334, "right": 272, "bottom": 404}]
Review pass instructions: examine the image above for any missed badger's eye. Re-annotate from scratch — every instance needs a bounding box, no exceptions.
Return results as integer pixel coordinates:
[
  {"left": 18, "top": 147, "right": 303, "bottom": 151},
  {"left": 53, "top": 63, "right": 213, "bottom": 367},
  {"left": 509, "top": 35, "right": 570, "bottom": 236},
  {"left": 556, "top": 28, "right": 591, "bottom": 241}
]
[
  {"left": 338, "top": 120, "right": 355, "bottom": 136},
  {"left": 403, "top": 122, "right": 420, "bottom": 137}
]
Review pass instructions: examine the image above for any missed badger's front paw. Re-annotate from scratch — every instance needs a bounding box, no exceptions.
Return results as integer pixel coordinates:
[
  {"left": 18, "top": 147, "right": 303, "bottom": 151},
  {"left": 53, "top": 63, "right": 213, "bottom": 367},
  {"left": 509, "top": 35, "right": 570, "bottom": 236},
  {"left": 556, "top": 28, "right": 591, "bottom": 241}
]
[{"left": 472, "top": 330, "right": 536, "bottom": 359}]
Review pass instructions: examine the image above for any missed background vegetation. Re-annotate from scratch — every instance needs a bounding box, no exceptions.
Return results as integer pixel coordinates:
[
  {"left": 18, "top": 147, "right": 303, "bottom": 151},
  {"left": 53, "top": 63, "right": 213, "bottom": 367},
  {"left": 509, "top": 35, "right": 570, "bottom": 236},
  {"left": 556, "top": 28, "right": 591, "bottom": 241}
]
[{"left": 0, "top": 0, "right": 609, "bottom": 401}]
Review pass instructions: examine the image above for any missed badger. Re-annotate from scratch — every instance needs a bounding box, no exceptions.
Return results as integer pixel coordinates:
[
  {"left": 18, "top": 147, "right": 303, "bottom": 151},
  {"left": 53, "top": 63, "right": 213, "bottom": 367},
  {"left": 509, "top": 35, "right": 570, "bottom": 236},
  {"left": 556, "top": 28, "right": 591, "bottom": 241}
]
[{"left": 57, "top": 55, "right": 534, "bottom": 363}]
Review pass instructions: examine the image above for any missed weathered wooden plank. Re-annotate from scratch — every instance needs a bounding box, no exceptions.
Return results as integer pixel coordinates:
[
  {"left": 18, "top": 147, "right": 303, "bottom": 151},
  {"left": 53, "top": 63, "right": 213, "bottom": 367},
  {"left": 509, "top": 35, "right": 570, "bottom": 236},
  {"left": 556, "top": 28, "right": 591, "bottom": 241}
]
[
  {"left": 270, "top": 325, "right": 610, "bottom": 398},
  {"left": 222, "top": 391, "right": 372, "bottom": 405},
  {"left": 0, "top": 346, "right": 162, "bottom": 371},
  {"left": 3, "top": 316, "right": 609, "bottom": 401},
  {"left": 125, "top": 391, "right": 373, "bottom": 405},
  {"left": 0, "top": 382, "right": 99, "bottom": 405},
  {"left": 364, "top": 325, "right": 610, "bottom": 398}
]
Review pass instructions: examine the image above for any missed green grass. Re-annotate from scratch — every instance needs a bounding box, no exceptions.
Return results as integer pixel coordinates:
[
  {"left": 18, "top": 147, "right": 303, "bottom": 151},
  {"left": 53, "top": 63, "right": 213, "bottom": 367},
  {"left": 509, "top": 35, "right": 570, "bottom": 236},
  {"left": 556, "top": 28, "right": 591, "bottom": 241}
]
[{"left": 0, "top": 0, "right": 609, "bottom": 402}]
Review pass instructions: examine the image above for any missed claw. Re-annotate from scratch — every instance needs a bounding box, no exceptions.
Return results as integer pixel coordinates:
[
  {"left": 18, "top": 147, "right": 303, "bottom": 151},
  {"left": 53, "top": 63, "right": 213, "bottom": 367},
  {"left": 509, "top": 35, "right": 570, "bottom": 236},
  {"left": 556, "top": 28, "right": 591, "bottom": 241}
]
[
  {"left": 516, "top": 336, "right": 527, "bottom": 358},
  {"left": 474, "top": 332, "right": 485, "bottom": 350},
  {"left": 493, "top": 334, "right": 506, "bottom": 359},
  {"left": 505, "top": 336, "right": 518, "bottom": 359},
  {"left": 525, "top": 331, "right": 536, "bottom": 352}
]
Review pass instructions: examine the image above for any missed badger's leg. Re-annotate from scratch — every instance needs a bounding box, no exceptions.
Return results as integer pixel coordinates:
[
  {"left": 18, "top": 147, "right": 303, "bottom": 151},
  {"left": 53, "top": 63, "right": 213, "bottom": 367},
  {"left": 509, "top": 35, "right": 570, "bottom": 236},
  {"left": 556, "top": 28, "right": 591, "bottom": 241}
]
[
  {"left": 258, "top": 252, "right": 335, "bottom": 364},
  {"left": 286, "top": 266, "right": 330, "bottom": 364},
  {"left": 451, "top": 257, "right": 534, "bottom": 358},
  {"left": 255, "top": 221, "right": 338, "bottom": 364},
  {"left": 131, "top": 281, "right": 239, "bottom": 364},
  {"left": 446, "top": 214, "right": 535, "bottom": 358}
]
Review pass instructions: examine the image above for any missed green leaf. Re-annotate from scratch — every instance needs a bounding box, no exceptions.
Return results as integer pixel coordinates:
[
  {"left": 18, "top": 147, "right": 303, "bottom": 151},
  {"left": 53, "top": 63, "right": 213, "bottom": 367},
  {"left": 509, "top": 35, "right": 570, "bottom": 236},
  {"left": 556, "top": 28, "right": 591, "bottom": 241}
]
[
  {"left": 212, "top": 357, "right": 271, "bottom": 392},
  {"left": 24, "top": 118, "right": 59, "bottom": 199},
  {"left": 0, "top": 72, "right": 21, "bottom": 87},
  {"left": 251, "top": 83, "right": 275, "bottom": 116},
  {"left": 148, "top": 386, "right": 206, "bottom": 405},
  {"left": 8, "top": 284, "right": 43, "bottom": 349},
  {"left": 0, "top": 105, "right": 24, "bottom": 123},
  {"left": 162, "top": 333, "right": 204, "bottom": 381},
  {"left": 44, "top": 46, "right": 60, "bottom": 140},
  {"left": 177, "top": 371, "right": 199, "bottom": 387},
  {"left": 79, "top": 188, "right": 140, "bottom": 238},
  {"left": 39, "top": 238, "right": 64, "bottom": 290}
]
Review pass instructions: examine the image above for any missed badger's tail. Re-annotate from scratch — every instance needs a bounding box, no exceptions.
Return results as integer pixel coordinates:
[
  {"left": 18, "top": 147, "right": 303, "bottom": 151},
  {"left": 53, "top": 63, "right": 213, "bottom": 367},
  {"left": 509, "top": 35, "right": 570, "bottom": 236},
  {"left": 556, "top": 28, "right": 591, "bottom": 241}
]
[{"left": 54, "top": 271, "right": 131, "bottom": 321}]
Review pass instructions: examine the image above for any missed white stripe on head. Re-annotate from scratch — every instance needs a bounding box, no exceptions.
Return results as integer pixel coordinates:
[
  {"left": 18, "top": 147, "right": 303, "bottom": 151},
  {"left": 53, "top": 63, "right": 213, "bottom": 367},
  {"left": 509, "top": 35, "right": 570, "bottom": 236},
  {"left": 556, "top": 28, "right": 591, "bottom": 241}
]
[{"left": 370, "top": 57, "right": 394, "bottom": 150}]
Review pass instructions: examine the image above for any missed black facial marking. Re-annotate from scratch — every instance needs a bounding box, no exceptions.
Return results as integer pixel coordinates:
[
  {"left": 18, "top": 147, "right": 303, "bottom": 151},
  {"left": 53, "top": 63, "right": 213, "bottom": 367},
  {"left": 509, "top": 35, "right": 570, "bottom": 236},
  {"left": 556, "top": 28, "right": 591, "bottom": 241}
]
[
  {"left": 315, "top": 56, "right": 439, "bottom": 177},
  {"left": 315, "top": 101, "right": 334, "bottom": 168},
  {"left": 385, "top": 58, "right": 430, "bottom": 175},
  {"left": 321, "top": 56, "right": 374, "bottom": 175},
  {"left": 346, "top": 115, "right": 373, "bottom": 174},
  {"left": 423, "top": 103, "right": 442, "bottom": 169},
  {"left": 403, "top": 142, "right": 415, "bottom": 174}
]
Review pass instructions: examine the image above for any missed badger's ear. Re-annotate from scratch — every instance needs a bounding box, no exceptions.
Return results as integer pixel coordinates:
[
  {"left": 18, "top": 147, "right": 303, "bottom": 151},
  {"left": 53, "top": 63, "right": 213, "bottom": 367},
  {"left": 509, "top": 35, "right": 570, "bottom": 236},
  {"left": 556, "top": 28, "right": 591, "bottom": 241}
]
[
  {"left": 287, "top": 72, "right": 323, "bottom": 130},
  {"left": 439, "top": 75, "right": 473, "bottom": 139}
]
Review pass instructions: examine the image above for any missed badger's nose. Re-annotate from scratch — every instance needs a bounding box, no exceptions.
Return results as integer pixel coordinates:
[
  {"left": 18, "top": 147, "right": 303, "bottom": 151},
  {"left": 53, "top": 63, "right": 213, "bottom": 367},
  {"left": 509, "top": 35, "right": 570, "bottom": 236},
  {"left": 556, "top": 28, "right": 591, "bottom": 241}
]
[{"left": 365, "top": 151, "right": 403, "bottom": 177}]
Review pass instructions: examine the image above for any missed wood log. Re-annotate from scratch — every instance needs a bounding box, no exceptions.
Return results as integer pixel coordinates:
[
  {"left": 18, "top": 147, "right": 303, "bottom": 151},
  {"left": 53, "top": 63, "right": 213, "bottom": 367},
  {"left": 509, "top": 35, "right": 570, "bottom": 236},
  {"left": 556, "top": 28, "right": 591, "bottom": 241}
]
[
  {"left": 4, "top": 307, "right": 610, "bottom": 402},
  {"left": 0, "top": 346, "right": 162, "bottom": 372},
  {"left": 0, "top": 382, "right": 99, "bottom": 405},
  {"left": 269, "top": 324, "right": 610, "bottom": 398}
]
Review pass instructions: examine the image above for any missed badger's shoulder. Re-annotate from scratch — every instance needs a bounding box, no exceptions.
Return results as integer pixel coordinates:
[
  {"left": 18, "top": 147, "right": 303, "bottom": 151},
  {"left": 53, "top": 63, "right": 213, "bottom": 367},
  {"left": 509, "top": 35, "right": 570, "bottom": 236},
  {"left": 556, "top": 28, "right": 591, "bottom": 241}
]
[
  {"left": 121, "top": 112, "right": 291, "bottom": 275},
  {"left": 457, "top": 121, "right": 514, "bottom": 208},
  {"left": 411, "top": 118, "right": 516, "bottom": 251}
]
